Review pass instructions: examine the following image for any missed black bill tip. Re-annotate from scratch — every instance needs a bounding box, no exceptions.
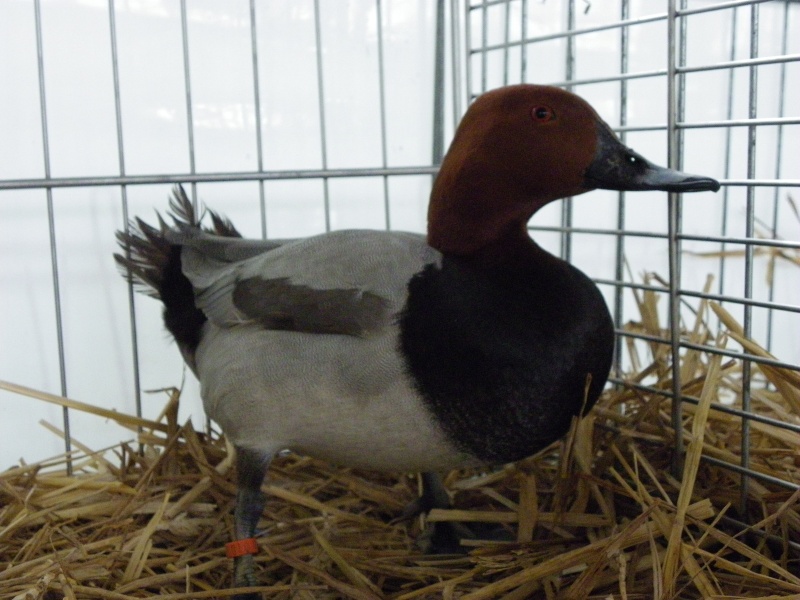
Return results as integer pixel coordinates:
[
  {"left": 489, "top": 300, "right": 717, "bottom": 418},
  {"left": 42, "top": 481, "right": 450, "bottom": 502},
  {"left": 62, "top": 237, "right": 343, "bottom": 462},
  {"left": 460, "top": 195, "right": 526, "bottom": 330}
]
[
  {"left": 664, "top": 174, "right": 721, "bottom": 193},
  {"left": 602, "top": 160, "right": 722, "bottom": 193}
]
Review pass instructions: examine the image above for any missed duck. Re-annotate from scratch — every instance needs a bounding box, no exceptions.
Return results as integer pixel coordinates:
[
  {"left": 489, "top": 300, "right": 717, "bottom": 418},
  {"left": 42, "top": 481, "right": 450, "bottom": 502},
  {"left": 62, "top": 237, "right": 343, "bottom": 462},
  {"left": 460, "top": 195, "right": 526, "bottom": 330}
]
[{"left": 115, "top": 84, "right": 720, "bottom": 598}]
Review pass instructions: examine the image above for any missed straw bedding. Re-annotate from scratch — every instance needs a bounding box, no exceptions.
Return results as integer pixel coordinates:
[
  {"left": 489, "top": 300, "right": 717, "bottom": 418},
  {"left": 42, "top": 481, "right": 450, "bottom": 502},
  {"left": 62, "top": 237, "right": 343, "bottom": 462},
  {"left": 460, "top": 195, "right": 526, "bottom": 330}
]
[{"left": 1, "top": 292, "right": 798, "bottom": 599}]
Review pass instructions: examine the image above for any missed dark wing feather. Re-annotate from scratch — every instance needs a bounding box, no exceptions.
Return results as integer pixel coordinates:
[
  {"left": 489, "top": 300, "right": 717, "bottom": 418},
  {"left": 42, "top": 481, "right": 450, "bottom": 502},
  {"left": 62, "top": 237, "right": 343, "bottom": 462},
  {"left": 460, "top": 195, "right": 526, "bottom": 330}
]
[{"left": 233, "top": 276, "right": 391, "bottom": 337}]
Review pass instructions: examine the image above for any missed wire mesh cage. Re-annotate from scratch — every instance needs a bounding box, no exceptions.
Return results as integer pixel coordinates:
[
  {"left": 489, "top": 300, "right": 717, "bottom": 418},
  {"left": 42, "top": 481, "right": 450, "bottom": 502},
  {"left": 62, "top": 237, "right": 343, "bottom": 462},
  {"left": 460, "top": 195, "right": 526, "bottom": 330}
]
[
  {"left": 466, "top": 0, "right": 800, "bottom": 503},
  {"left": 1, "top": 0, "right": 799, "bottom": 594}
]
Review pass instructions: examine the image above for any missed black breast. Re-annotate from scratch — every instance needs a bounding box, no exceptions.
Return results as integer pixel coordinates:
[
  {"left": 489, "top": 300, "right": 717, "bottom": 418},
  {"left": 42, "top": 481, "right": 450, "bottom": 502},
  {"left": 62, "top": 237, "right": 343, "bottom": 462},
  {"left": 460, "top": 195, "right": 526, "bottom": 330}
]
[{"left": 398, "top": 253, "right": 614, "bottom": 465}]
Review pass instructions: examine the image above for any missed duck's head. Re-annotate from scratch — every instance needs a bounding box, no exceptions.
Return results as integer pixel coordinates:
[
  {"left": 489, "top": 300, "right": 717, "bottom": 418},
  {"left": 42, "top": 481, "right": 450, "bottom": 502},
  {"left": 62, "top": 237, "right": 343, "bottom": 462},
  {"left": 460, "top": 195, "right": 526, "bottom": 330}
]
[{"left": 428, "top": 84, "right": 720, "bottom": 256}]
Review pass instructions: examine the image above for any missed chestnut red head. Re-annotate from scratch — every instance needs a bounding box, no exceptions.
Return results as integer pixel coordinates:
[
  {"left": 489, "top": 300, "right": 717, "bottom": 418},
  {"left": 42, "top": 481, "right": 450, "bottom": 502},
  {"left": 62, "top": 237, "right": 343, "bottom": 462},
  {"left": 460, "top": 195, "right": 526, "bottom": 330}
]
[{"left": 428, "top": 84, "right": 719, "bottom": 256}]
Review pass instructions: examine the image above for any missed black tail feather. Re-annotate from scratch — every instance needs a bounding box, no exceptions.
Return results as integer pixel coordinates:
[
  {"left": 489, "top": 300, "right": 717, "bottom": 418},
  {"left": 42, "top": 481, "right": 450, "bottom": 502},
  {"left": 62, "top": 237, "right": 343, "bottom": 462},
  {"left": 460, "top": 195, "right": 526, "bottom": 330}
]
[
  {"left": 208, "top": 209, "right": 241, "bottom": 237},
  {"left": 114, "top": 184, "right": 242, "bottom": 296},
  {"left": 114, "top": 184, "right": 241, "bottom": 356},
  {"left": 114, "top": 217, "right": 172, "bottom": 298},
  {"left": 167, "top": 184, "right": 198, "bottom": 229}
]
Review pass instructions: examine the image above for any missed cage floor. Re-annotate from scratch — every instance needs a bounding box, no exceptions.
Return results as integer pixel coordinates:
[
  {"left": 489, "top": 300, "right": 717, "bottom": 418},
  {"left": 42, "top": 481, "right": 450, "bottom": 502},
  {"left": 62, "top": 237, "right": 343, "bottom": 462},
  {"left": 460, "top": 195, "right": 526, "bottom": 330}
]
[{"left": 1, "top": 297, "right": 799, "bottom": 599}]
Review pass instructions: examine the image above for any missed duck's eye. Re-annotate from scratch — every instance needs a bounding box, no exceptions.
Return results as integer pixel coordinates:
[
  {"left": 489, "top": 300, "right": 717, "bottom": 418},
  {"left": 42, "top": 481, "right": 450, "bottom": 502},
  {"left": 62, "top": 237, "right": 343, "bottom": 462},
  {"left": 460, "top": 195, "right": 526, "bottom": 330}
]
[{"left": 531, "top": 106, "right": 555, "bottom": 122}]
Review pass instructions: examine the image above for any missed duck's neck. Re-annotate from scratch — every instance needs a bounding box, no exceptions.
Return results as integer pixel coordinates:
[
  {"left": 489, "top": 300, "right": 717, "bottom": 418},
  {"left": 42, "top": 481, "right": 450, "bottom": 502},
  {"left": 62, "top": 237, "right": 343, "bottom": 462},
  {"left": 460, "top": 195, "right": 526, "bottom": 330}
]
[{"left": 427, "top": 155, "right": 552, "bottom": 263}]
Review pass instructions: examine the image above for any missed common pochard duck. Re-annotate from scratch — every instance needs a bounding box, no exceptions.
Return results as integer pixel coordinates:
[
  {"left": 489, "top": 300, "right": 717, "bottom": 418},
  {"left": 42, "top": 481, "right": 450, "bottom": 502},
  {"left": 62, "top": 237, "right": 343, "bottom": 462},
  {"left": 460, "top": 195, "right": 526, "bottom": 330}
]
[{"left": 116, "top": 84, "right": 719, "bottom": 598}]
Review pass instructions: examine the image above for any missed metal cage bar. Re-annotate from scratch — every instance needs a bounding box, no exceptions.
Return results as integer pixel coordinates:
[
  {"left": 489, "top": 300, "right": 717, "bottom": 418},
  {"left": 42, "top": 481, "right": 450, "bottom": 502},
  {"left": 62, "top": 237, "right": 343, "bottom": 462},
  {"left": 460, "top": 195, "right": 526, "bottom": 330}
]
[
  {"left": 666, "top": 0, "right": 685, "bottom": 474},
  {"left": 612, "top": 0, "right": 630, "bottom": 380},
  {"left": 375, "top": 0, "right": 392, "bottom": 230},
  {"left": 247, "top": 0, "right": 268, "bottom": 239},
  {"left": 312, "top": 0, "right": 332, "bottom": 233},
  {"left": 107, "top": 0, "right": 142, "bottom": 427},
  {"left": 178, "top": 0, "right": 198, "bottom": 211},
  {"left": 33, "top": 0, "right": 72, "bottom": 472}
]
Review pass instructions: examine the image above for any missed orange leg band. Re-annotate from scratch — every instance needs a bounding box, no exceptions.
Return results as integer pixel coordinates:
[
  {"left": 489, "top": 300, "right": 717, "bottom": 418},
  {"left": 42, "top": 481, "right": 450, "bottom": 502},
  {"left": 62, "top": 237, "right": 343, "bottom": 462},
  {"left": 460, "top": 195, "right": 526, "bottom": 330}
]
[{"left": 226, "top": 537, "right": 259, "bottom": 558}]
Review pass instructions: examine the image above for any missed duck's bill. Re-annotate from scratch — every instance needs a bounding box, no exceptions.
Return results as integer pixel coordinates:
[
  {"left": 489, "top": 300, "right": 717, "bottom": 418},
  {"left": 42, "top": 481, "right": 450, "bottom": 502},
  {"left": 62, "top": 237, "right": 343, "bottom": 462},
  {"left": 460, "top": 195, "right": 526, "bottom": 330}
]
[{"left": 583, "top": 122, "right": 720, "bottom": 193}]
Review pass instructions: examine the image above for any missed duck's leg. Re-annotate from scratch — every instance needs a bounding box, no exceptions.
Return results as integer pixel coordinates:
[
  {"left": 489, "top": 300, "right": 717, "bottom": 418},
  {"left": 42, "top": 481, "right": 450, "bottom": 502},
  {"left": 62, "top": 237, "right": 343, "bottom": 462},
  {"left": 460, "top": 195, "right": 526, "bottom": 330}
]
[
  {"left": 420, "top": 472, "right": 450, "bottom": 511},
  {"left": 230, "top": 446, "right": 272, "bottom": 600},
  {"left": 415, "top": 472, "right": 473, "bottom": 554}
]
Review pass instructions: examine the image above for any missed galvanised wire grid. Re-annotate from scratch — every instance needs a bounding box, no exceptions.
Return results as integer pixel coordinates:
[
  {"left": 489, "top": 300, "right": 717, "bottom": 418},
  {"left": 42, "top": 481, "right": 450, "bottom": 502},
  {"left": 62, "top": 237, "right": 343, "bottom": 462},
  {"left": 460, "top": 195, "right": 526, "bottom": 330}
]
[
  {"left": 467, "top": 0, "right": 800, "bottom": 511},
  {"left": 0, "top": 0, "right": 798, "bottom": 513}
]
